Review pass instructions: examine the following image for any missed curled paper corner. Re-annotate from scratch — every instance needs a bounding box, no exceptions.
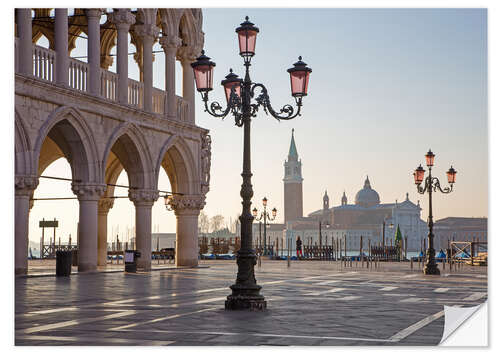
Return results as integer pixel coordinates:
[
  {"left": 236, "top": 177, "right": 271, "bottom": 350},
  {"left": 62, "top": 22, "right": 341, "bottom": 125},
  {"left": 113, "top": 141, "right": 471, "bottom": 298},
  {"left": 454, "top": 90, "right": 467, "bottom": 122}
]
[{"left": 439, "top": 303, "right": 487, "bottom": 346}]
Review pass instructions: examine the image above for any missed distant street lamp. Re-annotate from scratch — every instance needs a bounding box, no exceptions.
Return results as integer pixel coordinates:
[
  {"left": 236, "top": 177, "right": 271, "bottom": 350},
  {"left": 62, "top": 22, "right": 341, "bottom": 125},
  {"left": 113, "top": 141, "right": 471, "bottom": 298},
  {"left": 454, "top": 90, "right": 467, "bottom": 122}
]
[
  {"left": 192, "top": 16, "right": 311, "bottom": 311},
  {"left": 253, "top": 197, "right": 277, "bottom": 255},
  {"left": 413, "top": 149, "right": 457, "bottom": 275},
  {"left": 318, "top": 220, "right": 330, "bottom": 248}
]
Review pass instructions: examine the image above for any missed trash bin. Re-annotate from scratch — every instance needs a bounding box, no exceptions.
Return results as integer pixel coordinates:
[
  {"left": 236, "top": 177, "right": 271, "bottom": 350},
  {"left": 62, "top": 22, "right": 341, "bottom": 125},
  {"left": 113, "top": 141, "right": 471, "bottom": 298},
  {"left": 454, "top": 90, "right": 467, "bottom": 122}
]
[
  {"left": 56, "top": 250, "right": 72, "bottom": 277},
  {"left": 71, "top": 249, "right": 78, "bottom": 266},
  {"left": 125, "top": 250, "right": 141, "bottom": 273}
]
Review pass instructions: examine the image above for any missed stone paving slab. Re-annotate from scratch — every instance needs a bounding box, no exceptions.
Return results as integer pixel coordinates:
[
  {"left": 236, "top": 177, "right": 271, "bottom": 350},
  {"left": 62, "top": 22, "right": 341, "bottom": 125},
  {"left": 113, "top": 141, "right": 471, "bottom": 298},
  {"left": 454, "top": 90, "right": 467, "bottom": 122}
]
[{"left": 15, "top": 260, "right": 487, "bottom": 346}]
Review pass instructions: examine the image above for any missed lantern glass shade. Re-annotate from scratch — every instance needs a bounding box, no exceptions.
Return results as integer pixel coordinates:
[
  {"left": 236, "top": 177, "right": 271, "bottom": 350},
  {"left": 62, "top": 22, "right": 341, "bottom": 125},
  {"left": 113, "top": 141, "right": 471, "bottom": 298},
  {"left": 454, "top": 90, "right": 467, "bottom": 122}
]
[
  {"left": 272, "top": 208, "right": 277, "bottom": 217},
  {"left": 447, "top": 166, "right": 457, "bottom": 184},
  {"left": 238, "top": 29, "right": 258, "bottom": 56},
  {"left": 191, "top": 50, "right": 216, "bottom": 93},
  {"left": 221, "top": 69, "right": 242, "bottom": 103},
  {"left": 262, "top": 197, "right": 268, "bottom": 207},
  {"left": 425, "top": 149, "right": 435, "bottom": 167},
  {"left": 252, "top": 207, "right": 258, "bottom": 217},
  {"left": 235, "top": 17, "right": 259, "bottom": 62},
  {"left": 287, "top": 56, "right": 312, "bottom": 98},
  {"left": 414, "top": 164, "right": 425, "bottom": 184}
]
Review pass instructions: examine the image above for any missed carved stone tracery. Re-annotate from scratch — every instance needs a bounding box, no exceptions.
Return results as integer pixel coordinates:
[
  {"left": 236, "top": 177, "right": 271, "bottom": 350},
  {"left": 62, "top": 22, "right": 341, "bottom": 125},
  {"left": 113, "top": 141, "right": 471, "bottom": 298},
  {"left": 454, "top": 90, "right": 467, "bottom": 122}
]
[
  {"left": 201, "top": 133, "right": 211, "bottom": 195},
  {"left": 128, "top": 188, "right": 159, "bottom": 206},
  {"left": 71, "top": 182, "right": 107, "bottom": 201}
]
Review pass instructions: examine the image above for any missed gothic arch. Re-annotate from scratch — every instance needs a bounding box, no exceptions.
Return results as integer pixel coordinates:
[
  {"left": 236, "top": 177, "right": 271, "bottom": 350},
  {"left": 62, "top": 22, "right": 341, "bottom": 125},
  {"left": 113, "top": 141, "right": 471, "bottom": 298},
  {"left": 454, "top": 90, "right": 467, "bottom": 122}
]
[
  {"left": 34, "top": 106, "right": 100, "bottom": 183},
  {"left": 15, "top": 108, "right": 33, "bottom": 176},
  {"left": 102, "top": 122, "right": 155, "bottom": 190},
  {"left": 156, "top": 135, "right": 197, "bottom": 195}
]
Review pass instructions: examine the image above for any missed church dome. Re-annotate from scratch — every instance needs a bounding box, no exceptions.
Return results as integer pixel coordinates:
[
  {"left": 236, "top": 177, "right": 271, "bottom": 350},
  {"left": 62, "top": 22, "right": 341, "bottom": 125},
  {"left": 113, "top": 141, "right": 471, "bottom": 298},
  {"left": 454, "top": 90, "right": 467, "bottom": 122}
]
[{"left": 355, "top": 176, "right": 380, "bottom": 207}]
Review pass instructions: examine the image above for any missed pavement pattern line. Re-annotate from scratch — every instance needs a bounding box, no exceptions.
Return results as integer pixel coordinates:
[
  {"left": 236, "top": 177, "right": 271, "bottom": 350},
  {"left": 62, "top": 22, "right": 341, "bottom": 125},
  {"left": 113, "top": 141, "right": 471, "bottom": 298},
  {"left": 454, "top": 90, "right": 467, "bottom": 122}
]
[
  {"left": 463, "top": 292, "right": 487, "bottom": 301},
  {"left": 305, "top": 288, "right": 346, "bottom": 296},
  {"left": 15, "top": 334, "right": 175, "bottom": 345},
  {"left": 20, "top": 311, "right": 137, "bottom": 334},
  {"left": 388, "top": 309, "right": 447, "bottom": 342},
  {"left": 110, "top": 307, "right": 218, "bottom": 331},
  {"left": 434, "top": 288, "right": 450, "bottom": 293},
  {"left": 121, "top": 328, "right": 396, "bottom": 343}
]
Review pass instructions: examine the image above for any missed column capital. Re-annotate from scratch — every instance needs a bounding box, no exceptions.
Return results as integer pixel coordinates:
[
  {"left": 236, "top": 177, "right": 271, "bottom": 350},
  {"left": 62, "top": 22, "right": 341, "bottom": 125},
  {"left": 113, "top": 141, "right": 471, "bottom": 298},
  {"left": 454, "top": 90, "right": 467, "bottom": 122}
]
[
  {"left": 160, "top": 35, "right": 182, "bottom": 52},
  {"left": 98, "top": 198, "right": 114, "bottom": 215},
  {"left": 71, "top": 182, "right": 107, "bottom": 201},
  {"left": 176, "top": 46, "right": 200, "bottom": 63},
  {"left": 109, "top": 9, "right": 136, "bottom": 30},
  {"left": 134, "top": 24, "right": 160, "bottom": 42},
  {"left": 85, "top": 8, "right": 104, "bottom": 19},
  {"left": 170, "top": 194, "right": 206, "bottom": 215},
  {"left": 129, "top": 188, "right": 159, "bottom": 206},
  {"left": 15, "top": 175, "right": 39, "bottom": 196}
]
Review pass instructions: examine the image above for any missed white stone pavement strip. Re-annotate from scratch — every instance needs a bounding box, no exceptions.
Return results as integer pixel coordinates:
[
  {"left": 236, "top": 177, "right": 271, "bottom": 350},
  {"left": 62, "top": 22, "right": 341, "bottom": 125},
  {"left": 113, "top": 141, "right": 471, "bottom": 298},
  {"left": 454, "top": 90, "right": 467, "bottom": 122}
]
[
  {"left": 400, "top": 297, "right": 424, "bottom": 303},
  {"left": 388, "top": 309, "right": 445, "bottom": 342},
  {"left": 314, "top": 280, "right": 341, "bottom": 285},
  {"left": 121, "top": 329, "right": 396, "bottom": 344},
  {"left": 16, "top": 334, "right": 175, "bottom": 345},
  {"left": 463, "top": 292, "right": 487, "bottom": 301},
  {"left": 434, "top": 288, "right": 450, "bottom": 293},
  {"left": 20, "top": 311, "right": 137, "bottom": 334},
  {"left": 379, "top": 286, "right": 398, "bottom": 291},
  {"left": 109, "top": 307, "right": 219, "bottom": 331},
  {"left": 305, "top": 288, "right": 346, "bottom": 296}
]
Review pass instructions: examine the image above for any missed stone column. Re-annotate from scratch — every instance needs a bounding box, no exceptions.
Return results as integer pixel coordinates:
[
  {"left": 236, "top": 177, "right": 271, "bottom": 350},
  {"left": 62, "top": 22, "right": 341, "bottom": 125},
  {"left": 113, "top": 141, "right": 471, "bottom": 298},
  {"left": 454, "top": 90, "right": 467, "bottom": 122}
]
[
  {"left": 135, "top": 24, "right": 160, "bottom": 112},
  {"left": 17, "top": 8, "right": 33, "bottom": 76},
  {"left": 72, "top": 183, "right": 106, "bottom": 272},
  {"left": 129, "top": 189, "right": 159, "bottom": 271},
  {"left": 178, "top": 48, "right": 197, "bottom": 123},
  {"left": 55, "top": 8, "right": 68, "bottom": 86},
  {"left": 15, "top": 176, "right": 38, "bottom": 275},
  {"left": 86, "top": 9, "right": 103, "bottom": 96},
  {"left": 109, "top": 9, "right": 135, "bottom": 105},
  {"left": 97, "top": 198, "right": 114, "bottom": 266},
  {"left": 170, "top": 195, "right": 206, "bottom": 267},
  {"left": 160, "top": 35, "right": 181, "bottom": 119}
]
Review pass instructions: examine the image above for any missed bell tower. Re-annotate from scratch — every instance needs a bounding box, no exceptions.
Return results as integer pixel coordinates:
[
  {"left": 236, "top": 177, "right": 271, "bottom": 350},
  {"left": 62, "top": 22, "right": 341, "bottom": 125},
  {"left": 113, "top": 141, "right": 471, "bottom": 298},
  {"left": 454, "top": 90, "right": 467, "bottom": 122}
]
[{"left": 283, "top": 129, "right": 303, "bottom": 224}]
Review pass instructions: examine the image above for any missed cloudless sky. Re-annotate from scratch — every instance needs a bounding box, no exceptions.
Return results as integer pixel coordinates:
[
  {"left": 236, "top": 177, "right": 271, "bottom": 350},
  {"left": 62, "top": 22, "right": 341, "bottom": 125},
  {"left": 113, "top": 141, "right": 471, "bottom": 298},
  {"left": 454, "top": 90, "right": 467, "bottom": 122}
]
[{"left": 28, "top": 8, "right": 488, "bottom": 244}]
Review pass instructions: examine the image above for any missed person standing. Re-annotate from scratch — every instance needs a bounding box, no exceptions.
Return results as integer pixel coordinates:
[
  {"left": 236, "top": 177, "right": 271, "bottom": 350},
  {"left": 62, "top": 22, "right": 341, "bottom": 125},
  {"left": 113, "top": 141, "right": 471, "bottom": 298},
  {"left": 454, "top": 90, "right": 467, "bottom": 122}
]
[{"left": 296, "top": 236, "right": 303, "bottom": 259}]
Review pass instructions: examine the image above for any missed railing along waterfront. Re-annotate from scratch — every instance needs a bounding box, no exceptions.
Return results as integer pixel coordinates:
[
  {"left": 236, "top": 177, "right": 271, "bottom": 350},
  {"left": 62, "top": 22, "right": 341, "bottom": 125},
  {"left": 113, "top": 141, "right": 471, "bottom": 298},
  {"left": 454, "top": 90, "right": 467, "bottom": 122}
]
[
  {"left": 68, "top": 57, "right": 88, "bottom": 92},
  {"left": 33, "top": 45, "right": 55, "bottom": 82}
]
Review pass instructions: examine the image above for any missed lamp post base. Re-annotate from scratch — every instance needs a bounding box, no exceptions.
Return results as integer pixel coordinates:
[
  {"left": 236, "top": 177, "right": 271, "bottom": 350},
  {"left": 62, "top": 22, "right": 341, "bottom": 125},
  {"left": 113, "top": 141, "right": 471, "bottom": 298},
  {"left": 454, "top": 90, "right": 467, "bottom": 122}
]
[
  {"left": 225, "top": 290, "right": 267, "bottom": 311},
  {"left": 423, "top": 263, "right": 440, "bottom": 275},
  {"left": 225, "top": 250, "right": 267, "bottom": 311}
]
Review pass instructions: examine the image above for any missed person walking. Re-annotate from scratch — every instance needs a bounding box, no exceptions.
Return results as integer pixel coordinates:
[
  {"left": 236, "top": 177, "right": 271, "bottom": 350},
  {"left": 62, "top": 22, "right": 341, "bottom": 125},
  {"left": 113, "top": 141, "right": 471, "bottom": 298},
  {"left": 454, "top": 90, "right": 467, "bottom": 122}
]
[{"left": 296, "top": 236, "right": 303, "bottom": 259}]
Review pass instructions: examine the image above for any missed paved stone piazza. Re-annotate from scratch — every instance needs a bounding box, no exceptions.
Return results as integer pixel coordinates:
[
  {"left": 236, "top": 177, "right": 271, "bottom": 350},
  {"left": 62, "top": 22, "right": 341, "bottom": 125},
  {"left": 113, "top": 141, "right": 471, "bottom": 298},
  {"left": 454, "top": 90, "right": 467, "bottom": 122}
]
[{"left": 15, "top": 260, "right": 487, "bottom": 346}]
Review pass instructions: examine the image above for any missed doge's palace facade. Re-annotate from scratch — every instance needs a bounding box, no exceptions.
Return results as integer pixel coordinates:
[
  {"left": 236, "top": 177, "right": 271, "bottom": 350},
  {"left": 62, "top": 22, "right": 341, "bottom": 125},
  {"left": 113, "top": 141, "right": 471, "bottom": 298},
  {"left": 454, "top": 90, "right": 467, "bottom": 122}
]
[{"left": 15, "top": 8, "right": 210, "bottom": 275}]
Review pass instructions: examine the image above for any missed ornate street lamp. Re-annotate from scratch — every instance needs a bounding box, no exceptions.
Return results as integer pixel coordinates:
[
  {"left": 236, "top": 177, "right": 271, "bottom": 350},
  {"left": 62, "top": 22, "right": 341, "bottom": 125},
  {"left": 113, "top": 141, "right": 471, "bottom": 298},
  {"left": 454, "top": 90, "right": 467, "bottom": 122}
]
[
  {"left": 192, "top": 16, "right": 311, "bottom": 311},
  {"left": 253, "top": 197, "right": 277, "bottom": 256},
  {"left": 413, "top": 149, "right": 457, "bottom": 275}
]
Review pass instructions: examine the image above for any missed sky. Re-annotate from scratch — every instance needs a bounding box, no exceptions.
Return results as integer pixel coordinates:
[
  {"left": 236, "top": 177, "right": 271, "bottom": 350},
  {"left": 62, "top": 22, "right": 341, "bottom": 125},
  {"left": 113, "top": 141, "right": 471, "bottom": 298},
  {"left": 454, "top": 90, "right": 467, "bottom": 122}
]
[{"left": 27, "top": 8, "right": 488, "bottom": 245}]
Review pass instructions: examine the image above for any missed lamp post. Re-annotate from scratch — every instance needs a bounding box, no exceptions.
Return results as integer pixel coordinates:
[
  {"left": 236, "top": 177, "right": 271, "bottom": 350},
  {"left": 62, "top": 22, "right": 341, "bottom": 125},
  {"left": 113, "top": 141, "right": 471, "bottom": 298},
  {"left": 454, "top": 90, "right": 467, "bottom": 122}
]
[
  {"left": 253, "top": 197, "right": 277, "bottom": 256},
  {"left": 318, "top": 220, "right": 330, "bottom": 248},
  {"left": 413, "top": 149, "right": 457, "bottom": 275},
  {"left": 192, "top": 16, "right": 311, "bottom": 311}
]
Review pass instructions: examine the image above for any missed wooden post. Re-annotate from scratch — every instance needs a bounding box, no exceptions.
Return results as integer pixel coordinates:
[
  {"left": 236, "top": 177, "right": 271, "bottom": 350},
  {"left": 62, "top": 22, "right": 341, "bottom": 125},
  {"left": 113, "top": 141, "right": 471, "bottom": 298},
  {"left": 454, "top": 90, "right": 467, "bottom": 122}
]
[
  {"left": 41, "top": 220, "right": 45, "bottom": 259},
  {"left": 404, "top": 236, "right": 407, "bottom": 261}
]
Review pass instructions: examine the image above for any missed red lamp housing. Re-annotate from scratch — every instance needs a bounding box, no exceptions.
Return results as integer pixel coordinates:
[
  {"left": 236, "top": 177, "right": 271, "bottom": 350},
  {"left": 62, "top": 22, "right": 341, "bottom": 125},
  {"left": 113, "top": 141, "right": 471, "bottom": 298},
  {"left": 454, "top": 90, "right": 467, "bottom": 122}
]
[
  {"left": 446, "top": 166, "right": 457, "bottom": 184},
  {"left": 191, "top": 50, "right": 216, "bottom": 93},
  {"left": 235, "top": 16, "right": 259, "bottom": 63},
  {"left": 425, "top": 149, "right": 435, "bottom": 167},
  {"left": 287, "top": 56, "right": 312, "bottom": 98},
  {"left": 221, "top": 69, "right": 242, "bottom": 103},
  {"left": 414, "top": 164, "right": 425, "bottom": 185}
]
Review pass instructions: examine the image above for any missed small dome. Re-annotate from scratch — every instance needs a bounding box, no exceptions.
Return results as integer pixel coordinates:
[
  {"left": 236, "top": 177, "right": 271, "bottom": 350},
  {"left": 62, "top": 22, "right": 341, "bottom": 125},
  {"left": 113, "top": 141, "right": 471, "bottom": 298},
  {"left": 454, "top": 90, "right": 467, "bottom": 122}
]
[{"left": 355, "top": 176, "right": 380, "bottom": 207}]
